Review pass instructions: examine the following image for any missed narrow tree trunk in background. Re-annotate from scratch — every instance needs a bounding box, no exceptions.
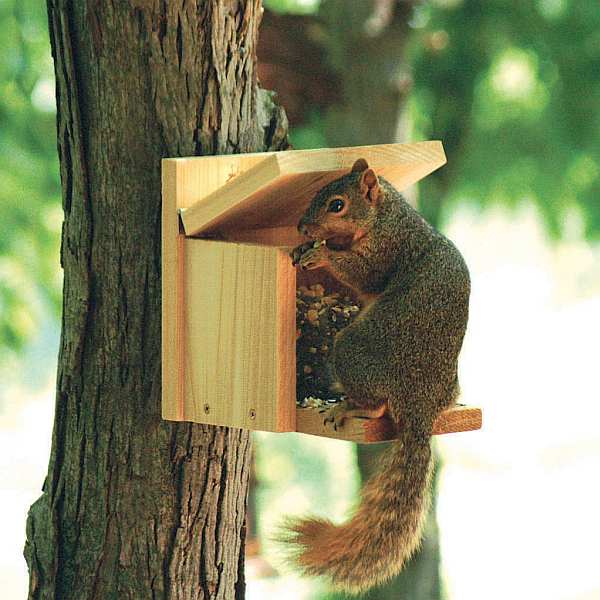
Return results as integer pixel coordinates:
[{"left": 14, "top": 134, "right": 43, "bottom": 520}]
[
  {"left": 260, "top": 2, "right": 444, "bottom": 598},
  {"left": 356, "top": 446, "right": 443, "bottom": 600},
  {"left": 316, "top": 0, "right": 414, "bottom": 147},
  {"left": 318, "top": 5, "right": 444, "bottom": 597},
  {"left": 24, "top": 2, "right": 287, "bottom": 598}
]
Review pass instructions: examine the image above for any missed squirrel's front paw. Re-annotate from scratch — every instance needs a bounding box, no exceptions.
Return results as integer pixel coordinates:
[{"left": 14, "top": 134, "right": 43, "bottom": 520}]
[
  {"left": 291, "top": 240, "right": 328, "bottom": 271},
  {"left": 290, "top": 241, "right": 314, "bottom": 266}
]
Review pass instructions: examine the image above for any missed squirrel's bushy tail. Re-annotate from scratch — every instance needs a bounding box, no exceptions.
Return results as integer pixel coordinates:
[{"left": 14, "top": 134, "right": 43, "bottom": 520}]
[{"left": 283, "top": 427, "right": 433, "bottom": 594}]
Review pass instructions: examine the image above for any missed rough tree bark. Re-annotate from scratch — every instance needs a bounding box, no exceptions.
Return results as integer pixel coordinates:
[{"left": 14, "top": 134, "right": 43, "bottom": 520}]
[{"left": 24, "top": 2, "right": 287, "bottom": 599}]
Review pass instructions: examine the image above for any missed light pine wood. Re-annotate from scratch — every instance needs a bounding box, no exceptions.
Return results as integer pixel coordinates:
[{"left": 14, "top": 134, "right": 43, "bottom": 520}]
[
  {"left": 161, "top": 159, "right": 181, "bottom": 421},
  {"left": 295, "top": 405, "right": 482, "bottom": 443},
  {"left": 178, "top": 239, "right": 296, "bottom": 431},
  {"left": 179, "top": 142, "right": 446, "bottom": 247},
  {"left": 162, "top": 153, "right": 296, "bottom": 428}
]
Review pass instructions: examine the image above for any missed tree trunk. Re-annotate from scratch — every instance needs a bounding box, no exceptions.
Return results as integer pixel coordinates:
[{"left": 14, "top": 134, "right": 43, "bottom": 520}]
[
  {"left": 319, "top": 5, "right": 445, "bottom": 596},
  {"left": 316, "top": 0, "right": 414, "bottom": 148},
  {"left": 354, "top": 445, "right": 443, "bottom": 600},
  {"left": 24, "top": 2, "right": 287, "bottom": 599},
  {"left": 259, "top": 3, "right": 444, "bottom": 598}
]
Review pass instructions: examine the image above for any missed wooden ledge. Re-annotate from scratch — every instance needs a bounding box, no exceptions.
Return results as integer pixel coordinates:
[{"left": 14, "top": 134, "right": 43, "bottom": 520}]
[{"left": 295, "top": 405, "right": 482, "bottom": 444}]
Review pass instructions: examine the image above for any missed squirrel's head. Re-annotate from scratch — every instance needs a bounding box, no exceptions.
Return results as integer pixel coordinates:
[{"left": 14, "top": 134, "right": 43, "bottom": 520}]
[{"left": 297, "top": 158, "right": 382, "bottom": 251}]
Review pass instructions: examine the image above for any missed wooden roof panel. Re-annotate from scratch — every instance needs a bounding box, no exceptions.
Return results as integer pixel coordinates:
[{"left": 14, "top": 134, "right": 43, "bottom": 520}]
[{"left": 178, "top": 141, "right": 446, "bottom": 246}]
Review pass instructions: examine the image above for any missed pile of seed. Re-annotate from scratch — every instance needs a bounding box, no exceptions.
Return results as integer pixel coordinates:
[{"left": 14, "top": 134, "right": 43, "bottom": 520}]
[{"left": 296, "top": 283, "right": 361, "bottom": 407}]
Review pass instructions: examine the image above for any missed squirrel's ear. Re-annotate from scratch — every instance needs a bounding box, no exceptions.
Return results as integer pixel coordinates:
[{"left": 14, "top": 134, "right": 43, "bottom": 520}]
[
  {"left": 350, "top": 158, "right": 369, "bottom": 174},
  {"left": 359, "top": 168, "right": 381, "bottom": 204}
]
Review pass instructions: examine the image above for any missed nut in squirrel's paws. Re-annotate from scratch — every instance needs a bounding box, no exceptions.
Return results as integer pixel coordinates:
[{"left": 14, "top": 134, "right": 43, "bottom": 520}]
[
  {"left": 320, "top": 402, "right": 350, "bottom": 431},
  {"left": 290, "top": 241, "right": 314, "bottom": 265},
  {"left": 291, "top": 239, "right": 327, "bottom": 270}
]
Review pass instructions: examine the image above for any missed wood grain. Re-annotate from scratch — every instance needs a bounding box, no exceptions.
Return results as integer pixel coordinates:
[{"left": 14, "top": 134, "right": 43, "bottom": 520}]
[
  {"left": 295, "top": 405, "right": 482, "bottom": 443},
  {"left": 179, "top": 141, "right": 446, "bottom": 246},
  {"left": 162, "top": 153, "right": 283, "bottom": 424},
  {"left": 161, "top": 159, "right": 181, "bottom": 421},
  {"left": 177, "top": 239, "right": 296, "bottom": 431}
]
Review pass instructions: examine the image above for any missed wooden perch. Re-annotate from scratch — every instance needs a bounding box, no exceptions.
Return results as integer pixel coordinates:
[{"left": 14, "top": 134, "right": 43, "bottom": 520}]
[{"left": 295, "top": 405, "right": 482, "bottom": 444}]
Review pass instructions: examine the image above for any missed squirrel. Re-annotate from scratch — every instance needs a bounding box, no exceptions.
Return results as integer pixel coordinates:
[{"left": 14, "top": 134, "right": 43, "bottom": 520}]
[{"left": 286, "top": 158, "right": 470, "bottom": 594}]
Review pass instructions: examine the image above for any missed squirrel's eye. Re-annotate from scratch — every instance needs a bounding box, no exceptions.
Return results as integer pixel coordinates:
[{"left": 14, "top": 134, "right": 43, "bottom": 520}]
[{"left": 328, "top": 198, "right": 345, "bottom": 213}]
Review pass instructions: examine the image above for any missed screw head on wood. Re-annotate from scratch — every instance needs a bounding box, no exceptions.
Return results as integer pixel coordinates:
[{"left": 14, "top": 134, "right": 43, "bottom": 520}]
[{"left": 203, "top": 404, "right": 210, "bottom": 414}]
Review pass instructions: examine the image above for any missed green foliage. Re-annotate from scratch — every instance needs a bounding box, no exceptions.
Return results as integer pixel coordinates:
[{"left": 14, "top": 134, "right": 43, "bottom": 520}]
[
  {"left": 408, "top": 0, "right": 600, "bottom": 238},
  {"left": 272, "top": 0, "right": 600, "bottom": 240},
  {"left": 263, "top": 0, "right": 321, "bottom": 15},
  {"left": 289, "top": 111, "right": 329, "bottom": 149},
  {"left": 254, "top": 430, "right": 359, "bottom": 572},
  {"left": 0, "top": 0, "right": 61, "bottom": 358}
]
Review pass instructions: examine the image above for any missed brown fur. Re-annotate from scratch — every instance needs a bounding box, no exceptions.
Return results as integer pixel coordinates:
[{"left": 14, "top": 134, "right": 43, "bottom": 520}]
[
  {"left": 285, "top": 430, "right": 433, "bottom": 593},
  {"left": 288, "top": 160, "right": 470, "bottom": 593}
]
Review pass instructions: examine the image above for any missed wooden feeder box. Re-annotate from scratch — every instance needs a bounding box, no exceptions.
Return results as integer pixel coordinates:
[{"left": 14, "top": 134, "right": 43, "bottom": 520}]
[{"left": 162, "top": 142, "right": 482, "bottom": 443}]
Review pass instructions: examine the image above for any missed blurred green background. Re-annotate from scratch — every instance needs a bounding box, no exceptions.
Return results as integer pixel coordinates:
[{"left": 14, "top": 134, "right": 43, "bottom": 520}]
[
  {"left": 2, "top": 1, "right": 599, "bottom": 598},
  {"left": 0, "top": 0, "right": 61, "bottom": 365}
]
